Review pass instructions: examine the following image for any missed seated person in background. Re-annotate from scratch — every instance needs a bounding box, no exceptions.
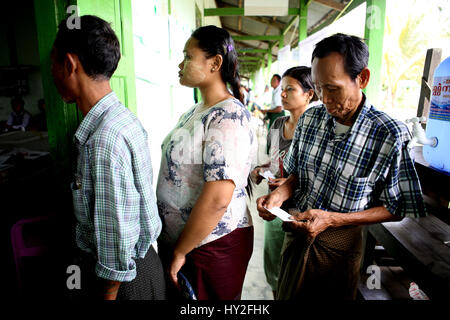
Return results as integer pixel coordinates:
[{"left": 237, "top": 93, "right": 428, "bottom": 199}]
[
  {"left": 5, "top": 96, "right": 31, "bottom": 132},
  {"left": 30, "top": 98, "right": 47, "bottom": 131}
]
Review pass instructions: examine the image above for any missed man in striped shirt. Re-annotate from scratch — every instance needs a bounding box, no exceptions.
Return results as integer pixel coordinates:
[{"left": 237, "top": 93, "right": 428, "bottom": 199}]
[
  {"left": 51, "top": 15, "right": 165, "bottom": 300},
  {"left": 257, "top": 33, "right": 426, "bottom": 300}
]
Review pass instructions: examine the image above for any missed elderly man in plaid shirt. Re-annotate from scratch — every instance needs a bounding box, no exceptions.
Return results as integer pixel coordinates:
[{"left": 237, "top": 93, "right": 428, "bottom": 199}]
[
  {"left": 51, "top": 15, "right": 166, "bottom": 300},
  {"left": 257, "top": 33, "right": 426, "bottom": 300}
]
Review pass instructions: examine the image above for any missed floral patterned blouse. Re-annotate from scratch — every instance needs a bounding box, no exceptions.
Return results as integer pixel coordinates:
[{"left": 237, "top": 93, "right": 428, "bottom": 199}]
[{"left": 156, "top": 98, "right": 256, "bottom": 248}]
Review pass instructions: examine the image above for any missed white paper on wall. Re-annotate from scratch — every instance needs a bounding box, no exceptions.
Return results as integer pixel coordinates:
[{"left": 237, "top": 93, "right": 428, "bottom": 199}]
[{"left": 277, "top": 44, "right": 292, "bottom": 76}]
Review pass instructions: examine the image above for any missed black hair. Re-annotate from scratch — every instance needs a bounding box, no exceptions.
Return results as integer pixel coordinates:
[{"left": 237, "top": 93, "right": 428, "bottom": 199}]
[
  {"left": 272, "top": 74, "right": 281, "bottom": 82},
  {"left": 11, "top": 96, "right": 25, "bottom": 108},
  {"left": 312, "top": 33, "right": 369, "bottom": 80},
  {"left": 53, "top": 15, "right": 121, "bottom": 80},
  {"left": 191, "top": 25, "right": 243, "bottom": 103},
  {"left": 282, "top": 66, "right": 318, "bottom": 102}
]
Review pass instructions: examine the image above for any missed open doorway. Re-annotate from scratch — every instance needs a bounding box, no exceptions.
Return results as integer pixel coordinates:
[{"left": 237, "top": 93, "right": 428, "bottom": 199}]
[
  {"left": 0, "top": 0, "right": 48, "bottom": 137},
  {"left": 0, "top": 0, "right": 53, "bottom": 207},
  {"left": 0, "top": 0, "right": 58, "bottom": 299},
  {"left": 0, "top": 0, "right": 51, "bottom": 187}
]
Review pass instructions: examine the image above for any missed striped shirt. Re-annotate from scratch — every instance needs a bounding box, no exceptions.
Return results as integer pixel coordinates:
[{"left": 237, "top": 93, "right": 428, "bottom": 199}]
[
  {"left": 283, "top": 96, "right": 426, "bottom": 217},
  {"left": 72, "top": 92, "right": 161, "bottom": 282}
]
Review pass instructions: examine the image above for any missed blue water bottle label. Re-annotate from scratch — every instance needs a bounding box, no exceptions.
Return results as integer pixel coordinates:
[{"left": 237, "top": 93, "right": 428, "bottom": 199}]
[{"left": 429, "top": 76, "right": 450, "bottom": 122}]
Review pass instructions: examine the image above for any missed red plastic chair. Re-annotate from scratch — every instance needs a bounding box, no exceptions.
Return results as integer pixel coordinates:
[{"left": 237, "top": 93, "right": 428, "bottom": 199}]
[{"left": 10, "top": 216, "right": 51, "bottom": 294}]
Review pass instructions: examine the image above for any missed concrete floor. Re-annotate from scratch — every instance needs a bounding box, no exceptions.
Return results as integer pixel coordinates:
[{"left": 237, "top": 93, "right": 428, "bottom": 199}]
[
  {"left": 241, "top": 118, "right": 274, "bottom": 300},
  {"left": 241, "top": 181, "right": 274, "bottom": 300}
]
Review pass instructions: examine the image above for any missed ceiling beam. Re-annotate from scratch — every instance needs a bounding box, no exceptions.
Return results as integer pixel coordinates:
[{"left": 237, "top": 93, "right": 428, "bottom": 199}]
[
  {"left": 238, "top": 56, "right": 262, "bottom": 61},
  {"left": 223, "top": 25, "right": 254, "bottom": 37},
  {"left": 239, "top": 61, "right": 259, "bottom": 65},
  {"left": 282, "top": 16, "right": 299, "bottom": 35},
  {"left": 237, "top": 48, "right": 270, "bottom": 54},
  {"left": 313, "top": 0, "right": 346, "bottom": 11},
  {"left": 308, "top": 0, "right": 361, "bottom": 35},
  {"left": 233, "top": 35, "right": 282, "bottom": 41},
  {"left": 223, "top": 25, "right": 279, "bottom": 54},
  {"left": 244, "top": 16, "right": 284, "bottom": 30},
  {"left": 233, "top": 40, "right": 267, "bottom": 50},
  {"left": 204, "top": 8, "right": 301, "bottom": 16},
  {"left": 224, "top": 26, "right": 274, "bottom": 52},
  {"left": 214, "top": 1, "right": 285, "bottom": 29},
  {"left": 233, "top": 41, "right": 277, "bottom": 61},
  {"left": 237, "top": 47, "right": 277, "bottom": 60},
  {"left": 332, "top": 0, "right": 355, "bottom": 22}
]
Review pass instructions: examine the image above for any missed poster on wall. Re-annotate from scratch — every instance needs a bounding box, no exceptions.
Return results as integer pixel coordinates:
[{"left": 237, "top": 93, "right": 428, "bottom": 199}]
[
  {"left": 277, "top": 45, "right": 292, "bottom": 76},
  {"left": 168, "top": 16, "right": 193, "bottom": 86},
  {"left": 132, "top": 0, "right": 169, "bottom": 85}
]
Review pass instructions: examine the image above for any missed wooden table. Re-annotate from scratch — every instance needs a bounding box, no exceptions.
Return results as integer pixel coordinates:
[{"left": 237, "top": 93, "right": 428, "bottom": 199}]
[
  {"left": 0, "top": 131, "right": 49, "bottom": 152},
  {"left": 362, "top": 146, "right": 450, "bottom": 300},
  {"left": 368, "top": 214, "right": 450, "bottom": 300}
]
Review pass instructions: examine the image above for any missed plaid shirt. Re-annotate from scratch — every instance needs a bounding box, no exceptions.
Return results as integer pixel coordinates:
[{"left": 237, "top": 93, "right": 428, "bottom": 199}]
[
  {"left": 284, "top": 96, "right": 426, "bottom": 217},
  {"left": 72, "top": 92, "right": 161, "bottom": 282}
]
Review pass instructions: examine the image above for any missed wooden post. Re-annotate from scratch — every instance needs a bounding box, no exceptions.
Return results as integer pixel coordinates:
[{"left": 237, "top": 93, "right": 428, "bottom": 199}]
[{"left": 417, "top": 48, "right": 442, "bottom": 121}]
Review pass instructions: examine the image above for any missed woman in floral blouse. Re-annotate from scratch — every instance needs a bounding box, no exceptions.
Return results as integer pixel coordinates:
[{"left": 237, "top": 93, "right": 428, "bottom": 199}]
[{"left": 156, "top": 25, "right": 256, "bottom": 300}]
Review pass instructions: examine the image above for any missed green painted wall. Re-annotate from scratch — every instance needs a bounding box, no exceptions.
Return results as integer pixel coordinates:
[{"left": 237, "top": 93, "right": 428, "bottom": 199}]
[
  {"left": 34, "top": 0, "right": 137, "bottom": 177},
  {"left": 77, "top": 0, "right": 137, "bottom": 114},
  {"left": 34, "top": 0, "right": 79, "bottom": 177}
]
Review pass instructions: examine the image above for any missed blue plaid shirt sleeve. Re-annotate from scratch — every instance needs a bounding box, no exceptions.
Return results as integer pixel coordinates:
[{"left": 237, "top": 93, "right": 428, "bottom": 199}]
[
  {"left": 280, "top": 103, "right": 426, "bottom": 217},
  {"left": 90, "top": 137, "right": 139, "bottom": 281},
  {"left": 379, "top": 141, "right": 426, "bottom": 218},
  {"left": 90, "top": 131, "right": 160, "bottom": 282},
  {"left": 73, "top": 93, "right": 161, "bottom": 282}
]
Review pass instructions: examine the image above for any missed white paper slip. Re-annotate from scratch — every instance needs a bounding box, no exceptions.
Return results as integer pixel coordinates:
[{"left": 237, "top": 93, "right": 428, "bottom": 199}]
[
  {"left": 264, "top": 206, "right": 292, "bottom": 222},
  {"left": 259, "top": 170, "right": 276, "bottom": 180}
]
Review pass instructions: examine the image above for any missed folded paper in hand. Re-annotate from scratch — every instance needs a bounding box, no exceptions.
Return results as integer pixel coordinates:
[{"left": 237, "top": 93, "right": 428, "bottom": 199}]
[
  {"left": 259, "top": 170, "right": 276, "bottom": 180},
  {"left": 264, "top": 206, "right": 292, "bottom": 222}
]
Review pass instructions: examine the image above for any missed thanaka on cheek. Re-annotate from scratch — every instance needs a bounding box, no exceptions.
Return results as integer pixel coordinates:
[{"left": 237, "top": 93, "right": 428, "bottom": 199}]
[{"left": 182, "top": 60, "right": 206, "bottom": 86}]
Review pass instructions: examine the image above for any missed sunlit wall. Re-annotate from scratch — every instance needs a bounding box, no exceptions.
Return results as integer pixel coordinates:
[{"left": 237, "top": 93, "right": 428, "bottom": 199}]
[{"left": 131, "top": 0, "right": 221, "bottom": 185}]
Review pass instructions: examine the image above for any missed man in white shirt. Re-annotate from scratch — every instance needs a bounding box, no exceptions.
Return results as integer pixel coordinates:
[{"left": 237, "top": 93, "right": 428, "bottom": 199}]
[
  {"left": 4, "top": 97, "right": 31, "bottom": 132},
  {"left": 261, "top": 74, "right": 285, "bottom": 129}
]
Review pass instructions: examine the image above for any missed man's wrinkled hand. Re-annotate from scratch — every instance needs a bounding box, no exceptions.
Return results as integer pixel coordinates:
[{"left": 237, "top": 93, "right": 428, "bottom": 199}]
[{"left": 282, "top": 209, "right": 335, "bottom": 238}]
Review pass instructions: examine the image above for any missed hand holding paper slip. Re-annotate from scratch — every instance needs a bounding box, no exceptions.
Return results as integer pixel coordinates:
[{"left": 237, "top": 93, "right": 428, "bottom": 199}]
[
  {"left": 259, "top": 170, "right": 276, "bottom": 181},
  {"left": 264, "top": 206, "right": 293, "bottom": 222}
]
